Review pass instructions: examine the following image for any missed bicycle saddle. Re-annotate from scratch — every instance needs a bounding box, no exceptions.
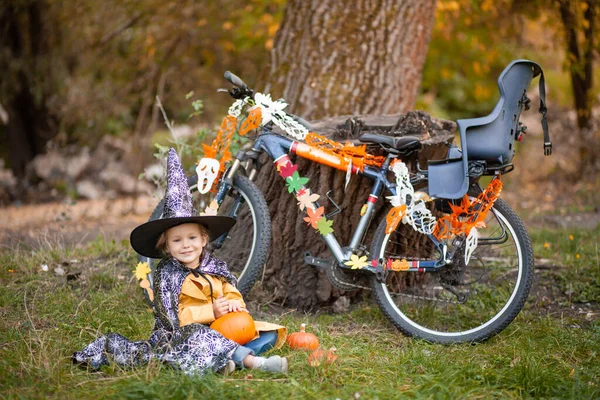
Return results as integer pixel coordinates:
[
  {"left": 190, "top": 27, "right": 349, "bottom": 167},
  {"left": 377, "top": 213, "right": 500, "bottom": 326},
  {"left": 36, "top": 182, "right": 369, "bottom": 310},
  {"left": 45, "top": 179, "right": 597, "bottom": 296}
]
[{"left": 359, "top": 133, "right": 422, "bottom": 153}]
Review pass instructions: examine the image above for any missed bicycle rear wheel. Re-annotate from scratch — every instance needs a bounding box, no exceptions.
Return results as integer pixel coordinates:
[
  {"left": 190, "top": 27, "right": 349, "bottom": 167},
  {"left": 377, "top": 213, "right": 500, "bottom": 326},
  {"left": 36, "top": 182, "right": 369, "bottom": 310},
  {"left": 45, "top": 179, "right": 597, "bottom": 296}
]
[
  {"left": 137, "top": 173, "right": 271, "bottom": 305},
  {"left": 370, "top": 197, "right": 534, "bottom": 343}
]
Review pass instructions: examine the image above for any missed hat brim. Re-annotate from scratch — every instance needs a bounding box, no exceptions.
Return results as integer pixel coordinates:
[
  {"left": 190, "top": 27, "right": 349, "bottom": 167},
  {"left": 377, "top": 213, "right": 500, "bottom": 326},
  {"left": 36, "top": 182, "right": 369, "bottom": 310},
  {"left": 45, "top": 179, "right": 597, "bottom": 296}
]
[{"left": 130, "top": 216, "right": 236, "bottom": 259}]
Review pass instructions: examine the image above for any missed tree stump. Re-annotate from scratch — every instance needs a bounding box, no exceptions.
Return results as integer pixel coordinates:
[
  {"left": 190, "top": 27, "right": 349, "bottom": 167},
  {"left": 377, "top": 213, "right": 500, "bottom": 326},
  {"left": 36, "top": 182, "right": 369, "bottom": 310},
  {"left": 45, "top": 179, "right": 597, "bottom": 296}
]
[{"left": 253, "top": 111, "right": 456, "bottom": 309}]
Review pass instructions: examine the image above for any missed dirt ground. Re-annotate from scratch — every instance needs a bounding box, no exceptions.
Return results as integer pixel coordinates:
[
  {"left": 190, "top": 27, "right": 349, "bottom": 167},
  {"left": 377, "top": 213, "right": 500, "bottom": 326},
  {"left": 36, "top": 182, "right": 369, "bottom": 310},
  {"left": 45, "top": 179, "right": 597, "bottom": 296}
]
[{"left": 0, "top": 196, "right": 158, "bottom": 249}]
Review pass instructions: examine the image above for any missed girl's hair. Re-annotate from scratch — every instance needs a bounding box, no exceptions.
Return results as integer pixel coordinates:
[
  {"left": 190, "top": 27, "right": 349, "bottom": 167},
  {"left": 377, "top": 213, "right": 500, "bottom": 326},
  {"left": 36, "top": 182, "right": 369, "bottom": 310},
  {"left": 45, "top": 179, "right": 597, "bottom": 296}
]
[{"left": 155, "top": 223, "right": 209, "bottom": 256}]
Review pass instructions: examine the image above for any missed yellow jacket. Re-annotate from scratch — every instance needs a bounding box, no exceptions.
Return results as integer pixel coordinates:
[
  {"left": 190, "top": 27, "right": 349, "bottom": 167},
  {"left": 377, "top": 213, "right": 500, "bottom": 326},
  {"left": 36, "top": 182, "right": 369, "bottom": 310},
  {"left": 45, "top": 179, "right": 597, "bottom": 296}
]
[{"left": 178, "top": 273, "right": 286, "bottom": 348}]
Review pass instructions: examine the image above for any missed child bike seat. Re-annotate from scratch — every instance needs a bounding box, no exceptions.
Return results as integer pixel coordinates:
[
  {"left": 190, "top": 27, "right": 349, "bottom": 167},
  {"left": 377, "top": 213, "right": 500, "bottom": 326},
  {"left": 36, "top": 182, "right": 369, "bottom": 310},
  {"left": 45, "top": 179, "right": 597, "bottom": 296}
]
[
  {"left": 359, "top": 133, "right": 422, "bottom": 154},
  {"left": 427, "top": 59, "right": 550, "bottom": 199}
]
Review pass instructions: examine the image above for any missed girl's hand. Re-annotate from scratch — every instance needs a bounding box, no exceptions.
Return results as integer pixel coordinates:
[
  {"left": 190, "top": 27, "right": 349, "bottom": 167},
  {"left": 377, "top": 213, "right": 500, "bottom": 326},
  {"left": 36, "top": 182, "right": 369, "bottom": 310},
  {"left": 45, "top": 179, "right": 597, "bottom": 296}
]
[
  {"left": 228, "top": 299, "right": 246, "bottom": 313},
  {"left": 213, "top": 296, "right": 230, "bottom": 319}
]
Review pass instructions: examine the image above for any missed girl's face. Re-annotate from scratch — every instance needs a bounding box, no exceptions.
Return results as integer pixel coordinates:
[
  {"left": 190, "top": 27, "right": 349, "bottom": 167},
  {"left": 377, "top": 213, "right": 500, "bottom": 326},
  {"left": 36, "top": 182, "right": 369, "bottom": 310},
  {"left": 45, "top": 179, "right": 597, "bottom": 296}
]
[{"left": 165, "top": 223, "right": 207, "bottom": 269}]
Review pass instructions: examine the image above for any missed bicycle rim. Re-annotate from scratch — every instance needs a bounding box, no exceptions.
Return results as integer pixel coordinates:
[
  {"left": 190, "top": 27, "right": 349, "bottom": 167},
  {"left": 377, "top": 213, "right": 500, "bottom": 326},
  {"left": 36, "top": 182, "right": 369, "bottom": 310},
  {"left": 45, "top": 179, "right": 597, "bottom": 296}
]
[
  {"left": 371, "top": 198, "right": 533, "bottom": 342},
  {"left": 210, "top": 183, "right": 258, "bottom": 284}
]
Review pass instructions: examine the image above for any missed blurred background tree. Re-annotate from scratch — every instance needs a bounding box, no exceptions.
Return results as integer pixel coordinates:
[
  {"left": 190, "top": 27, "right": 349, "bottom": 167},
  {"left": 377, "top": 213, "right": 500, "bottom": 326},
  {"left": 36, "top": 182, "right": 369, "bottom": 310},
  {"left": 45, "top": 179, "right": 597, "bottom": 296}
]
[{"left": 0, "top": 0, "right": 286, "bottom": 181}]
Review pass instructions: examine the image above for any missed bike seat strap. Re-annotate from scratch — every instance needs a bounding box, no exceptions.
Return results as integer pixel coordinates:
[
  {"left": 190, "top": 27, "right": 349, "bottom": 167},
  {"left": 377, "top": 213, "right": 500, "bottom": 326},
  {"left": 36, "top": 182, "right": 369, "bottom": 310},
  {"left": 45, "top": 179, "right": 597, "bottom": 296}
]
[{"left": 359, "top": 133, "right": 422, "bottom": 153}]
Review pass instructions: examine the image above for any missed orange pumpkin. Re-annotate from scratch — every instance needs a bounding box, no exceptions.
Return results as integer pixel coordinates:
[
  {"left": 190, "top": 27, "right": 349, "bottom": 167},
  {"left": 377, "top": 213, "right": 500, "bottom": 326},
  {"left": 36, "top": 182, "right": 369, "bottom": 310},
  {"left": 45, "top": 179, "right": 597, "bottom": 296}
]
[
  {"left": 210, "top": 311, "right": 256, "bottom": 345},
  {"left": 307, "top": 347, "right": 324, "bottom": 367},
  {"left": 307, "top": 347, "right": 338, "bottom": 367},
  {"left": 287, "top": 323, "right": 320, "bottom": 351}
]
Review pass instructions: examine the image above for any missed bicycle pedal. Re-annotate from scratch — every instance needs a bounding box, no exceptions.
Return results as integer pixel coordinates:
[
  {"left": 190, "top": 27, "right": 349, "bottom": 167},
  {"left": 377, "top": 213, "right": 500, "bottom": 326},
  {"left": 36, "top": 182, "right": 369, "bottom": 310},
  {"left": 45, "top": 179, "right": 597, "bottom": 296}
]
[{"left": 303, "top": 252, "right": 330, "bottom": 270}]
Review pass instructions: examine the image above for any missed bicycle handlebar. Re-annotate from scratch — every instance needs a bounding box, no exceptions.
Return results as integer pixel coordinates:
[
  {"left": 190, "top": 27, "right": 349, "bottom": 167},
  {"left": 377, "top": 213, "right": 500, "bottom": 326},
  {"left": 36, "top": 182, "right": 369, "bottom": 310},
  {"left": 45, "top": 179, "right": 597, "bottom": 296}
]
[
  {"left": 224, "top": 71, "right": 248, "bottom": 89},
  {"left": 290, "top": 114, "right": 313, "bottom": 130},
  {"left": 222, "top": 71, "right": 313, "bottom": 130}
]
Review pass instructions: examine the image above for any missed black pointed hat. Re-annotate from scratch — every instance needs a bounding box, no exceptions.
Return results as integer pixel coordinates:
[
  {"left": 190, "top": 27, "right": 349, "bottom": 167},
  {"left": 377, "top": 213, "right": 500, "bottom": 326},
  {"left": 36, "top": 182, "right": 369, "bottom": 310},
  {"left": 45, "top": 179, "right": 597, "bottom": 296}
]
[{"left": 130, "top": 148, "right": 234, "bottom": 258}]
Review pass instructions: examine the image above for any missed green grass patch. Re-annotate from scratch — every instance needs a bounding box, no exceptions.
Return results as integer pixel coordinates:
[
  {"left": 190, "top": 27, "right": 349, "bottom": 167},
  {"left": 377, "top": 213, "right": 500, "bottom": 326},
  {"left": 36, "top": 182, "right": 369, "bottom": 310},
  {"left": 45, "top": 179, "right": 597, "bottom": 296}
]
[
  {"left": 531, "top": 226, "right": 600, "bottom": 303},
  {"left": 1, "top": 231, "right": 598, "bottom": 399}
]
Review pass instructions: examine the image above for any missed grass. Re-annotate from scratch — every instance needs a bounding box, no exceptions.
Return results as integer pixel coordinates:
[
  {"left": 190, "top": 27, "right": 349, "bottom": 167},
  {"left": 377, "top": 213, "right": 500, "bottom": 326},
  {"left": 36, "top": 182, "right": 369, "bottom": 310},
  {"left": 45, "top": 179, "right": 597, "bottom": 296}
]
[
  {"left": 0, "top": 227, "right": 599, "bottom": 400},
  {"left": 531, "top": 226, "right": 600, "bottom": 304}
]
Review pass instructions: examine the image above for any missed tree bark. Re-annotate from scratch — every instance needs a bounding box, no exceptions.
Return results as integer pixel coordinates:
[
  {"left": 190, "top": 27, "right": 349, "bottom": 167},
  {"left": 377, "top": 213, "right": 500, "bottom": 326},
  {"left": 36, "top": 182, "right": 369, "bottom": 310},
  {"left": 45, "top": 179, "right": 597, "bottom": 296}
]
[
  {"left": 557, "top": 0, "right": 595, "bottom": 131},
  {"left": 0, "top": 1, "right": 59, "bottom": 182},
  {"left": 556, "top": 0, "right": 598, "bottom": 176},
  {"left": 263, "top": 0, "right": 437, "bottom": 120},
  {"left": 255, "top": 0, "right": 439, "bottom": 309}
]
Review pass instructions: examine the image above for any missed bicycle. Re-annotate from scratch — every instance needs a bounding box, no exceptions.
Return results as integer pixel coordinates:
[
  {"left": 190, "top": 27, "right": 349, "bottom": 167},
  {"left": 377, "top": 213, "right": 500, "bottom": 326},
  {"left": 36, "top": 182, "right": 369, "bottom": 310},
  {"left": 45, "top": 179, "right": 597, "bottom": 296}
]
[{"left": 137, "top": 59, "right": 552, "bottom": 344}]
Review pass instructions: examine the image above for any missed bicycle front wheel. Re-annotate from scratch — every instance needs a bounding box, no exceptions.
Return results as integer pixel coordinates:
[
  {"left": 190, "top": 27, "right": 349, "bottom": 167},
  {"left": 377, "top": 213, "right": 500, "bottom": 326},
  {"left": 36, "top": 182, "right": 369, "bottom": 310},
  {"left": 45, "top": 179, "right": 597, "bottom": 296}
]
[
  {"left": 370, "top": 197, "right": 534, "bottom": 343},
  {"left": 137, "top": 173, "right": 271, "bottom": 305}
]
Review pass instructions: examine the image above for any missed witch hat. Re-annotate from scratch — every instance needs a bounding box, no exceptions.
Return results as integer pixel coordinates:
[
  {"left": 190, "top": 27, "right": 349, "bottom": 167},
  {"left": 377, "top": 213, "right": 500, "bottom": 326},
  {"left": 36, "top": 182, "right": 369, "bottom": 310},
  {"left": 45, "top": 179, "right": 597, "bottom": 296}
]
[{"left": 130, "top": 148, "right": 235, "bottom": 258}]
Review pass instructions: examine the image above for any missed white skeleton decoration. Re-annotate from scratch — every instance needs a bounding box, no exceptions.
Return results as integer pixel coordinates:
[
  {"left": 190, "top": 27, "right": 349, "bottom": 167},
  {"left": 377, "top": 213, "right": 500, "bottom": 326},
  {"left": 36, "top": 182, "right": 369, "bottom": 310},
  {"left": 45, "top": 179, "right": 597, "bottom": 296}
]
[
  {"left": 196, "top": 157, "right": 221, "bottom": 194},
  {"left": 386, "top": 160, "right": 437, "bottom": 235},
  {"left": 227, "top": 99, "right": 246, "bottom": 118},
  {"left": 230, "top": 93, "right": 308, "bottom": 140},
  {"left": 386, "top": 160, "right": 483, "bottom": 265}
]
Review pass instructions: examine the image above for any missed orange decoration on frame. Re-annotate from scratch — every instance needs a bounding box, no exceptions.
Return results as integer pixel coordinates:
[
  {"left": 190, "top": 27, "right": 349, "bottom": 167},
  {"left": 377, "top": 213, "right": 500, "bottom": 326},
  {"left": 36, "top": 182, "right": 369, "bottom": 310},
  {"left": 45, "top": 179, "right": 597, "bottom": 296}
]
[
  {"left": 433, "top": 178, "right": 503, "bottom": 240},
  {"left": 199, "top": 115, "right": 238, "bottom": 188},
  {"left": 389, "top": 259, "right": 411, "bottom": 271},
  {"left": 303, "top": 133, "right": 386, "bottom": 171},
  {"left": 385, "top": 204, "right": 407, "bottom": 234}
]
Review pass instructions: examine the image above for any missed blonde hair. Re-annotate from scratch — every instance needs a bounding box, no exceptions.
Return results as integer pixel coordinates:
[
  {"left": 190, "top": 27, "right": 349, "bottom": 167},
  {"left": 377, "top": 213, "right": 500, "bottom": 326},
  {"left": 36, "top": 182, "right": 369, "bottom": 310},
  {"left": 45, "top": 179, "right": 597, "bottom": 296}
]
[{"left": 155, "top": 223, "right": 209, "bottom": 256}]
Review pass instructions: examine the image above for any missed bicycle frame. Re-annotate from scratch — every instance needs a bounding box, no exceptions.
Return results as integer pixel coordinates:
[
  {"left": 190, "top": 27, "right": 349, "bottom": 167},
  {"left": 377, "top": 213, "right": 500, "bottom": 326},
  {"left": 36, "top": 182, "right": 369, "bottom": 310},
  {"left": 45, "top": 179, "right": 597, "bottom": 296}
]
[{"left": 214, "top": 127, "right": 451, "bottom": 276}]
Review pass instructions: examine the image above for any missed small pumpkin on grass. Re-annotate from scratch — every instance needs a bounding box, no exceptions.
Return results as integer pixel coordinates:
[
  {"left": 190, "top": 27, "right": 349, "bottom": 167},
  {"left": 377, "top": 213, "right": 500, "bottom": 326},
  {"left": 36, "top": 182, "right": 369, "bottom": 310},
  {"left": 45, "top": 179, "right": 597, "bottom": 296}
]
[
  {"left": 287, "top": 323, "right": 319, "bottom": 351},
  {"left": 210, "top": 311, "right": 256, "bottom": 345},
  {"left": 307, "top": 347, "right": 338, "bottom": 367}
]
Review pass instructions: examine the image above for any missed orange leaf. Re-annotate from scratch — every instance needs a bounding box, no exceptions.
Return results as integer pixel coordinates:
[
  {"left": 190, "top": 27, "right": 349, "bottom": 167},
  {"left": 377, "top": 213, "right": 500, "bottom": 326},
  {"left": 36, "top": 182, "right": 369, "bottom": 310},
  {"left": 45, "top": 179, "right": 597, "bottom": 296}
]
[{"left": 304, "top": 206, "right": 324, "bottom": 228}]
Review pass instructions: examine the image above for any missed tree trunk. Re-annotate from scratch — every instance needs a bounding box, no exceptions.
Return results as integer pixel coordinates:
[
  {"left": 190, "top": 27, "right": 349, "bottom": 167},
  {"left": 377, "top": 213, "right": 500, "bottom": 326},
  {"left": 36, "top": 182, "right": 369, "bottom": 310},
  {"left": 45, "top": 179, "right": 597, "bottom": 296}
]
[
  {"left": 0, "top": 1, "right": 59, "bottom": 183},
  {"left": 557, "top": 0, "right": 595, "bottom": 131},
  {"left": 254, "top": 0, "right": 438, "bottom": 309},
  {"left": 263, "top": 0, "right": 437, "bottom": 120}
]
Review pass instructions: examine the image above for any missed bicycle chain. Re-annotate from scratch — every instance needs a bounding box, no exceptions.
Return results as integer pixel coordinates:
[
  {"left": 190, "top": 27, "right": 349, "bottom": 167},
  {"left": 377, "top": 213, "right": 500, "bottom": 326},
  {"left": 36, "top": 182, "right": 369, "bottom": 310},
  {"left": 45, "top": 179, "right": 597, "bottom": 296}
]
[
  {"left": 328, "top": 264, "right": 459, "bottom": 304},
  {"left": 328, "top": 263, "right": 370, "bottom": 291},
  {"left": 389, "top": 290, "right": 460, "bottom": 304}
]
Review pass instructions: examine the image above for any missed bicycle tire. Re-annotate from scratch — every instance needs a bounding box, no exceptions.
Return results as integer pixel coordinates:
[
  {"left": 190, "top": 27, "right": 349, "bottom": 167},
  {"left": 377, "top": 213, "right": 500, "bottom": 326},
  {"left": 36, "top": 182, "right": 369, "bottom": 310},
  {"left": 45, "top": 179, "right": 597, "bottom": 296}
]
[
  {"left": 369, "top": 196, "right": 534, "bottom": 343},
  {"left": 137, "top": 173, "right": 271, "bottom": 305}
]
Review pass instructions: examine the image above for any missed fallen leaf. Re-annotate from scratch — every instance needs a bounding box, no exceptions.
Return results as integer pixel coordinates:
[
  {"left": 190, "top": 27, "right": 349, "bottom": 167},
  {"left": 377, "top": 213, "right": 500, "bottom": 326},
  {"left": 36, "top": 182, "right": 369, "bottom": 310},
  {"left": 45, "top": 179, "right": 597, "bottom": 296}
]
[{"left": 510, "top": 356, "right": 521, "bottom": 368}]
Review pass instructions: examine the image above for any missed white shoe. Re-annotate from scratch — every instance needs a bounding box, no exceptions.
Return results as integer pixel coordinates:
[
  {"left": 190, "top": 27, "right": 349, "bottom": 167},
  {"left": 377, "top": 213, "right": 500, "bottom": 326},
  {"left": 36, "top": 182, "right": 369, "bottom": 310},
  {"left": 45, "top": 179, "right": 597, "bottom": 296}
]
[{"left": 254, "top": 355, "right": 288, "bottom": 373}]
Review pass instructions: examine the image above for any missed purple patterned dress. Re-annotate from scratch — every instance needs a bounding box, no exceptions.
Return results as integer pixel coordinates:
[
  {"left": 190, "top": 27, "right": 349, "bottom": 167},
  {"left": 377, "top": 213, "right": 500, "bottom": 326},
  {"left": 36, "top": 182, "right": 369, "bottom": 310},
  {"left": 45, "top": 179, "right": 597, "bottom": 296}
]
[{"left": 73, "top": 252, "right": 239, "bottom": 376}]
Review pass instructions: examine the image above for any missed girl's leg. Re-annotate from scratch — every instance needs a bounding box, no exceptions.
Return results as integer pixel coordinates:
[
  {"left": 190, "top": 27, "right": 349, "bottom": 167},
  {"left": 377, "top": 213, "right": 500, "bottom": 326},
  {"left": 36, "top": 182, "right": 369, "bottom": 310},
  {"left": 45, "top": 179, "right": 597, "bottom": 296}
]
[
  {"left": 244, "top": 331, "right": 278, "bottom": 355},
  {"left": 231, "top": 344, "right": 288, "bottom": 373},
  {"left": 231, "top": 345, "right": 253, "bottom": 368}
]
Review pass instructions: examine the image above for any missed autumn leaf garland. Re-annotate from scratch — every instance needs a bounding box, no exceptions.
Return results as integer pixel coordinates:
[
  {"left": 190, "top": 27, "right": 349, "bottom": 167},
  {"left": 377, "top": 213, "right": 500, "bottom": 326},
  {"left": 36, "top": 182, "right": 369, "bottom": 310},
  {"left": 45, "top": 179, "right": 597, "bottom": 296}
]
[
  {"left": 278, "top": 159, "right": 334, "bottom": 237},
  {"left": 286, "top": 171, "right": 309, "bottom": 193}
]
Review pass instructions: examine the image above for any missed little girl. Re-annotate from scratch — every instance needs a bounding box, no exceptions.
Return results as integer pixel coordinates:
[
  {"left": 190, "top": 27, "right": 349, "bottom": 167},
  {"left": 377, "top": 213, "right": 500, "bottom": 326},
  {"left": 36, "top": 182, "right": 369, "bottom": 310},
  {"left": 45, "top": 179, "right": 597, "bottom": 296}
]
[{"left": 73, "top": 148, "right": 287, "bottom": 376}]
